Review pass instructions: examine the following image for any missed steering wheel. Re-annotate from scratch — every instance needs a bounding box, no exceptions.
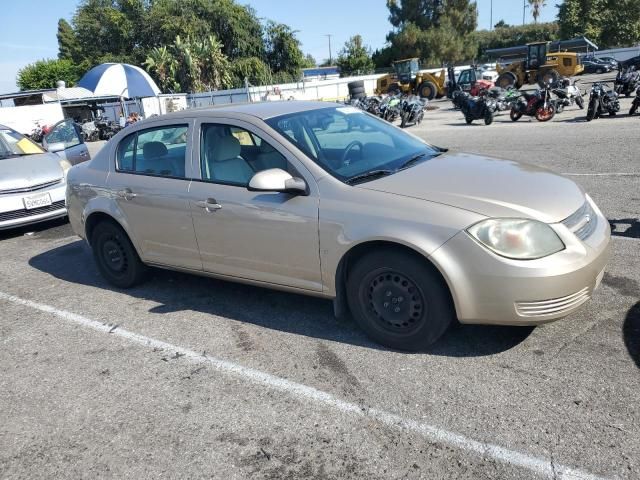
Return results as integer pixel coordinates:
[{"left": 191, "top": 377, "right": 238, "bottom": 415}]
[{"left": 341, "top": 140, "right": 364, "bottom": 166}]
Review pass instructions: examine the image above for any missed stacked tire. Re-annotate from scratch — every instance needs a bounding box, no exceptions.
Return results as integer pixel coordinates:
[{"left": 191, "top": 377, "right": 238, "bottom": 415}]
[{"left": 348, "top": 80, "right": 366, "bottom": 100}]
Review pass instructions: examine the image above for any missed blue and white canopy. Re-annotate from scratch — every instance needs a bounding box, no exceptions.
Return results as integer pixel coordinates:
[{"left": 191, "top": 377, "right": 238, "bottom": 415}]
[{"left": 78, "top": 63, "right": 161, "bottom": 98}]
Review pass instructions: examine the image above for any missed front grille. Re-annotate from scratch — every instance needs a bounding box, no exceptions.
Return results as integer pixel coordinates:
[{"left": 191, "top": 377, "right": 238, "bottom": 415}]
[
  {"left": 515, "top": 287, "right": 591, "bottom": 317},
  {"left": 0, "top": 178, "right": 62, "bottom": 195},
  {"left": 0, "top": 200, "right": 66, "bottom": 222},
  {"left": 562, "top": 200, "right": 597, "bottom": 241}
]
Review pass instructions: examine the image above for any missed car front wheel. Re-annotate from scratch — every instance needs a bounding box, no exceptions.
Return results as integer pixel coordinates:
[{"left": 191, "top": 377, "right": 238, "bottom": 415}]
[
  {"left": 346, "top": 249, "right": 454, "bottom": 351},
  {"left": 91, "top": 221, "right": 147, "bottom": 288}
]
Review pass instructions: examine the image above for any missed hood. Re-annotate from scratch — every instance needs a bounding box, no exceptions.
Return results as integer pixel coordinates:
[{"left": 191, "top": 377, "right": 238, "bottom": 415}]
[
  {"left": 0, "top": 152, "right": 64, "bottom": 192},
  {"left": 358, "top": 153, "right": 584, "bottom": 223}
]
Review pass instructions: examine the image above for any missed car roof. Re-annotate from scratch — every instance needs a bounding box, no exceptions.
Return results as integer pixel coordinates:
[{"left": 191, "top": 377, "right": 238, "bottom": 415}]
[{"left": 159, "top": 101, "right": 341, "bottom": 122}]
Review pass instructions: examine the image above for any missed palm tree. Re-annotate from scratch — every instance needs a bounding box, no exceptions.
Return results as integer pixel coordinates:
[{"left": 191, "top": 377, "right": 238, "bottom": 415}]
[{"left": 528, "top": 0, "right": 547, "bottom": 23}]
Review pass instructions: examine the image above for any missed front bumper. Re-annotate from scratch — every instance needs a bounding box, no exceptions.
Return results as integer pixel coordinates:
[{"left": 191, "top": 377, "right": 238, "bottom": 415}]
[
  {"left": 0, "top": 183, "right": 67, "bottom": 230},
  {"left": 430, "top": 204, "right": 611, "bottom": 326}
]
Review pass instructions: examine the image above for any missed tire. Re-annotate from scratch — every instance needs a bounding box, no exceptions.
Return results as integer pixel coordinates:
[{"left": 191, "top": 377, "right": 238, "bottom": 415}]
[
  {"left": 91, "top": 221, "right": 147, "bottom": 288},
  {"left": 346, "top": 249, "right": 454, "bottom": 351},
  {"left": 537, "top": 69, "right": 560, "bottom": 88},
  {"left": 535, "top": 104, "right": 556, "bottom": 122},
  {"left": 351, "top": 91, "right": 365, "bottom": 100},
  {"left": 576, "top": 96, "right": 584, "bottom": 109},
  {"left": 418, "top": 81, "right": 437, "bottom": 100},
  {"left": 596, "top": 68, "right": 604, "bottom": 74},
  {"left": 510, "top": 107, "right": 523, "bottom": 121},
  {"left": 465, "top": 115, "right": 474, "bottom": 124},
  {"left": 350, "top": 86, "right": 365, "bottom": 95},
  {"left": 586, "top": 99, "right": 597, "bottom": 121},
  {"left": 630, "top": 101, "right": 639, "bottom": 116},
  {"left": 496, "top": 72, "right": 517, "bottom": 89},
  {"left": 400, "top": 112, "right": 408, "bottom": 128},
  {"left": 609, "top": 110, "right": 616, "bottom": 116},
  {"left": 347, "top": 80, "right": 365, "bottom": 90},
  {"left": 484, "top": 109, "right": 494, "bottom": 125}
]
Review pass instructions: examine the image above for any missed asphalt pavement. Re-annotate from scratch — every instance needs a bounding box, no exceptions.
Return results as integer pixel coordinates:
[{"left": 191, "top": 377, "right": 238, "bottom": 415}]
[{"left": 1, "top": 72, "right": 638, "bottom": 479}]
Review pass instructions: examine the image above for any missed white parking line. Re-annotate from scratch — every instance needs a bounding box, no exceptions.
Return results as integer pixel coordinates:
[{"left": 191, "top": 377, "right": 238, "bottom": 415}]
[{"left": 0, "top": 290, "right": 608, "bottom": 480}]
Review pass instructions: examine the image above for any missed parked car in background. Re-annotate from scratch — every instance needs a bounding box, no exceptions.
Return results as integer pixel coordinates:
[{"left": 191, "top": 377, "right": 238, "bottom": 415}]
[
  {"left": 66, "top": 102, "right": 610, "bottom": 351},
  {"left": 0, "top": 122, "right": 89, "bottom": 230},
  {"left": 582, "top": 60, "right": 612, "bottom": 74}
]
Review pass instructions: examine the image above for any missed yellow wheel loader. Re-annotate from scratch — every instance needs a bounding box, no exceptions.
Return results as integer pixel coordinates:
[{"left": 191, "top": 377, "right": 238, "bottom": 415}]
[
  {"left": 375, "top": 58, "right": 447, "bottom": 100},
  {"left": 495, "top": 42, "right": 584, "bottom": 89}
]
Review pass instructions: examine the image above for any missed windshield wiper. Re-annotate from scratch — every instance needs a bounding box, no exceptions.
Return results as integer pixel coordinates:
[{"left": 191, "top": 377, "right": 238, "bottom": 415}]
[
  {"left": 397, "top": 152, "right": 438, "bottom": 171},
  {"left": 344, "top": 169, "right": 394, "bottom": 185}
]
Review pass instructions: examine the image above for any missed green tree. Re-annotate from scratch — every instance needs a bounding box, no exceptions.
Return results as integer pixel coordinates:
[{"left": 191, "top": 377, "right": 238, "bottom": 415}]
[
  {"left": 57, "top": 19, "right": 81, "bottom": 62},
  {"left": 379, "top": 0, "right": 478, "bottom": 67},
  {"left": 558, "top": 0, "right": 640, "bottom": 48},
  {"left": 264, "top": 22, "right": 306, "bottom": 81},
  {"left": 143, "top": 0, "right": 265, "bottom": 60},
  {"left": 302, "top": 54, "right": 317, "bottom": 69},
  {"left": 528, "top": 0, "right": 546, "bottom": 23},
  {"left": 336, "top": 35, "right": 375, "bottom": 76},
  {"left": 230, "top": 57, "right": 272, "bottom": 87},
  {"left": 17, "top": 59, "right": 82, "bottom": 91},
  {"left": 144, "top": 46, "right": 179, "bottom": 92},
  {"left": 145, "top": 36, "right": 232, "bottom": 93}
]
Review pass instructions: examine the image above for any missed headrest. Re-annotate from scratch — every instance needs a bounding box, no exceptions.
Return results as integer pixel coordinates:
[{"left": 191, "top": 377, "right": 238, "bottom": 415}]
[
  {"left": 211, "top": 136, "right": 241, "bottom": 162},
  {"left": 142, "top": 141, "right": 167, "bottom": 160}
]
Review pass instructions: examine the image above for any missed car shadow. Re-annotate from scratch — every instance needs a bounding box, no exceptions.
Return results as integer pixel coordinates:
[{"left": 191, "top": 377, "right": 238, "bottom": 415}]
[
  {"left": 609, "top": 218, "right": 640, "bottom": 239},
  {"left": 0, "top": 217, "right": 71, "bottom": 241},
  {"left": 28, "top": 240, "right": 533, "bottom": 357},
  {"left": 623, "top": 302, "right": 640, "bottom": 369}
]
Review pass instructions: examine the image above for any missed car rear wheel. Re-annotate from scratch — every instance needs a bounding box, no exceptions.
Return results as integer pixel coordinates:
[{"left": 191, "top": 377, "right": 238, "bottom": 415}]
[
  {"left": 91, "top": 221, "right": 147, "bottom": 288},
  {"left": 346, "top": 249, "right": 454, "bottom": 351}
]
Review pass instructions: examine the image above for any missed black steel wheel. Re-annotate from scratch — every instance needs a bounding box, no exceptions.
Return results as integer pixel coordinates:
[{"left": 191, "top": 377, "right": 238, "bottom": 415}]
[
  {"left": 91, "top": 221, "right": 147, "bottom": 288},
  {"left": 347, "top": 250, "right": 454, "bottom": 351}
]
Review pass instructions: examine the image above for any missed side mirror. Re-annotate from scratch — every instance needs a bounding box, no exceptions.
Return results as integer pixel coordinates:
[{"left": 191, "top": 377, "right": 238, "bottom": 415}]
[{"left": 248, "top": 168, "right": 308, "bottom": 195}]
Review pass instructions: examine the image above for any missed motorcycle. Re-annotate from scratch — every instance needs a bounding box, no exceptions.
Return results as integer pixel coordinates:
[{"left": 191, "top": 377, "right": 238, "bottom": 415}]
[
  {"left": 379, "top": 94, "right": 402, "bottom": 123},
  {"left": 452, "top": 91, "right": 495, "bottom": 125},
  {"left": 586, "top": 83, "right": 620, "bottom": 121},
  {"left": 80, "top": 120, "right": 100, "bottom": 142},
  {"left": 95, "top": 118, "right": 122, "bottom": 140},
  {"left": 629, "top": 85, "right": 640, "bottom": 115},
  {"left": 400, "top": 96, "right": 427, "bottom": 128},
  {"left": 614, "top": 66, "right": 639, "bottom": 97},
  {"left": 510, "top": 85, "right": 557, "bottom": 122},
  {"left": 552, "top": 78, "right": 584, "bottom": 112},
  {"left": 28, "top": 121, "right": 50, "bottom": 143}
]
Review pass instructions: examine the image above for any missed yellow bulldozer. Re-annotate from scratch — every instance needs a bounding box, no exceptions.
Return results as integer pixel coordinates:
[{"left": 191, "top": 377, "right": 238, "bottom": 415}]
[
  {"left": 375, "top": 58, "right": 447, "bottom": 100},
  {"left": 495, "top": 41, "right": 584, "bottom": 89}
]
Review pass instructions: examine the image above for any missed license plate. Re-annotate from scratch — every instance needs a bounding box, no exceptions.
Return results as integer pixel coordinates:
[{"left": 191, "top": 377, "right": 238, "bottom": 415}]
[{"left": 23, "top": 192, "right": 52, "bottom": 210}]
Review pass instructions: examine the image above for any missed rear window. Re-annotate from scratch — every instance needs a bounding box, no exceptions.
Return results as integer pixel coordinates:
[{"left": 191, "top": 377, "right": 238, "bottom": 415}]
[
  {"left": 116, "top": 125, "right": 189, "bottom": 178},
  {"left": 0, "top": 129, "right": 44, "bottom": 158}
]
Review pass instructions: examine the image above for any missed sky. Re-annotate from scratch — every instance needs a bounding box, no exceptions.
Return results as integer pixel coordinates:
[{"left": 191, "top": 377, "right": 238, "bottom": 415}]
[{"left": 0, "top": 0, "right": 560, "bottom": 94}]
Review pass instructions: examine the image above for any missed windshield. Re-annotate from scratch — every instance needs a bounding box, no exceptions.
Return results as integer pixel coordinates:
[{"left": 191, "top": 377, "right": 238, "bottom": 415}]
[
  {"left": 265, "top": 106, "right": 441, "bottom": 183},
  {"left": 0, "top": 129, "right": 44, "bottom": 158},
  {"left": 395, "top": 59, "right": 419, "bottom": 76}
]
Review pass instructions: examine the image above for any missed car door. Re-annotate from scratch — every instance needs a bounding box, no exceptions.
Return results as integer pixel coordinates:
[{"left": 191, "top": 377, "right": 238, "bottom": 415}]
[
  {"left": 188, "top": 118, "right": 322, "bottom": 292},
  {"left": 43, "top": 119, "right": 90, "bottom": 165},
  {"left": 107, "top": 121, "right": 202, "bottom": 271}
]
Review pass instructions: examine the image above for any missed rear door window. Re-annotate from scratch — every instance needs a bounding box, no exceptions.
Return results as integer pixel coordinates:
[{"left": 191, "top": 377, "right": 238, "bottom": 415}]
[{"left": 116, "top": 125, "right": 189, "bottom": 178}]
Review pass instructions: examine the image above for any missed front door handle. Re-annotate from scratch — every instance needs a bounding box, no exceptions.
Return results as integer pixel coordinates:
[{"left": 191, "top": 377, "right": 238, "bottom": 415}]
[
  {"left": 116, "top": 188, "right": 137, "bottom": 201},
  {"left": 195, "top": 198, "right": 222, "bottom": 212}
]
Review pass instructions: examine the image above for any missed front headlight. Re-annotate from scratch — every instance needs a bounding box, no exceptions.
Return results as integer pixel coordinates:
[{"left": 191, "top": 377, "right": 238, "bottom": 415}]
[{"left": 467, "top": 218, "right": 565, "bottom": 260}]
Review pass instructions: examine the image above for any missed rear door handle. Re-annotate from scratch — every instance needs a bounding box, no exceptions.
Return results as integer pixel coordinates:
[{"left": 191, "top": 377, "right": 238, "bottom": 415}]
[
  {"left": 195, "top": 198, "right": 222, "bottom": 212},
  {"left": 116, "top": 188, "right": 137, "bottom": 201}
]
